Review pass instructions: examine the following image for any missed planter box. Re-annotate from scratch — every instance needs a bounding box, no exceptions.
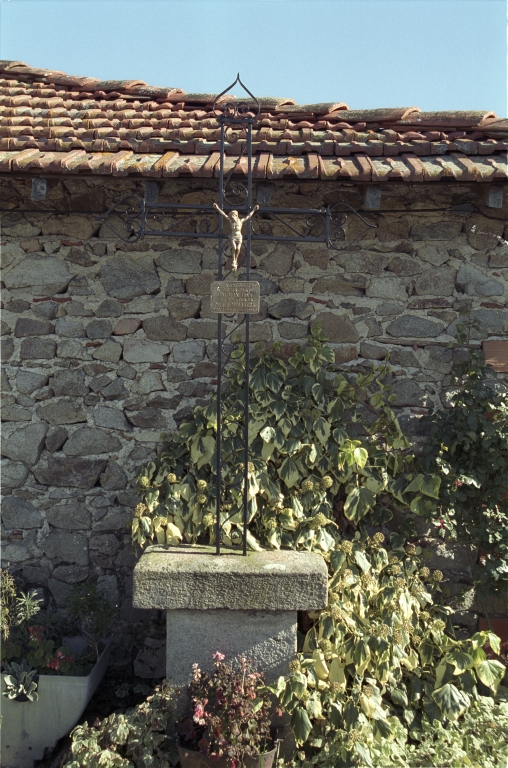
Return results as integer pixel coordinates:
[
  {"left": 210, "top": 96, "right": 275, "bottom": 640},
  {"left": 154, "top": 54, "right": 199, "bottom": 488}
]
[
  {"left": 177, "top": 745, "right": 277, "bottom": 768},
  {"left": 1, "top": 638, "right": 111, "bottom": 768}
]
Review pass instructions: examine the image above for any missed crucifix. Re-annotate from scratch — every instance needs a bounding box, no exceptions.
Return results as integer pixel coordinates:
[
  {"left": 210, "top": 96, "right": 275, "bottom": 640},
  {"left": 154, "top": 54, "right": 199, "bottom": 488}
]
[
  {"left": 213, "top": 203, "right": 260, "bottom": 271},
  {"left": 99, "top": 74, "right": 376, "bottom": 555}
]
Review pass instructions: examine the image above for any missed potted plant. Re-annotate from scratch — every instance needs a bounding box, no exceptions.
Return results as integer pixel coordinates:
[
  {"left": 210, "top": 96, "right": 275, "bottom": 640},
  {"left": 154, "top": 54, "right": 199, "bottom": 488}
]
[
  {"left": 177, "top": 652, "right": 280, "bottom": 768},
  {"left": 0, "top": 570, "right": 116, "bottom": 768}
]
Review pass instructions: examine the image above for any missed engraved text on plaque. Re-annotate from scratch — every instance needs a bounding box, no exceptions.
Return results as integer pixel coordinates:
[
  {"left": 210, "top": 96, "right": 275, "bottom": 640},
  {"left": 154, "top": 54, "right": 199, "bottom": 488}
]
[{"left": 210, "top": 281, "right": 260, "bottom": 314}]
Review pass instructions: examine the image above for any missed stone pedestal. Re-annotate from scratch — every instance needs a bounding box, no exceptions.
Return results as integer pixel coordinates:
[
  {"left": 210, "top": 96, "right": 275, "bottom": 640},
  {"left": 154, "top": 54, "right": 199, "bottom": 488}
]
[{"left": 133, "top": 544, "right": 328, "bottom": 684}]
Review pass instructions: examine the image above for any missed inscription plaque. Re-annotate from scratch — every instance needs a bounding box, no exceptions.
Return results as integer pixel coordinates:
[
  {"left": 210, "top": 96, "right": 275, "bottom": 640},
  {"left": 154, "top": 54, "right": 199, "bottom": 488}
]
[{"left": 210, "top": 281, "right": 260, "bottom": 314}]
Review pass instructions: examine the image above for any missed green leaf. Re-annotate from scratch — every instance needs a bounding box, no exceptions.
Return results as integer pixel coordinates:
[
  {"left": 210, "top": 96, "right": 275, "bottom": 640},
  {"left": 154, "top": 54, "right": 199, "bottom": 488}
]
[
  {"left": 353, "top": 446, "right": 368, "bottom": 469},
  {"left": 306, "top": 692, "right": 323, "bottom": 719},
  {"left": 330, "top": 550, "right": 346, "bottom": 573},
  {"left": 390, "top": 688, "right": 408, "bottom": 708},
  {"left": 432, "top": 683, "right": 470, "bottom": 721},
  {"left": 289, "top": 672, "right": 307, "bottom": 698},
  {"left": 373, "top": 718, "right": 392, "bottom": 742},
  {"left": 420, "top": 473, "right": 441, "bottom": 499},
  {"left": 291, "top": 707, "right": 313, "bottom": 743},
  {"left": 279, "top": 457, "right": 300, "bottom": 489},
  {"left": 404, "top": 474, "right": 424, "bottom": 494},
  {"left": 250, "top": 366, "right": 266, "bottom": 392},
  {"left": 271, "top": 399, "right": 287, "bottom": 419},
  {"left": 266, "top": 372, "right": 282, "bottom": 392},
  {"left": 487, "top": 632, "right": 501, "bottom": 656},
  {"left": 344, "top": 486, "right": 375, "bottom": 523},
  {"left": 314, "top": 418, "right": 330, "bottom": 446},
  {"left": 353, "top": 639, "right": 371, "bottom": 676},
  {"left": 260, "top": 426, "right": 276, "bottom": 443},
  {"left": 354, "top": 549, "right": 371, "bottom": 573},
  {"left": 475, "top": 659, "right": 505, "bottom": 693},
  {"left": 444, "top": 650, "right": 474, "bottom": 675},
  {"left": 311, "top": 383, "right": 324, "bottom": 404},
  {"left": 328, "top": 398, "right": 344, "bottom": 420}
]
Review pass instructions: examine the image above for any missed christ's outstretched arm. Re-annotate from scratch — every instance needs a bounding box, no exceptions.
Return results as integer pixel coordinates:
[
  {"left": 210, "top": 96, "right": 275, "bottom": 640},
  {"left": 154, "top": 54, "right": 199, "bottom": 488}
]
[
  {"left": 240, "top": 205, "right": 260, "bottom": 223},
  {"left": 213, "top": 202, "right": 229, "bottom": 219}
]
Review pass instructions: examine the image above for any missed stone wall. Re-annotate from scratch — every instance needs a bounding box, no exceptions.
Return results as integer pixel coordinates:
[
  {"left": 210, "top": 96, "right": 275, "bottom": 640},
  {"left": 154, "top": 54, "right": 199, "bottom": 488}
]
[{"left": 1, "top": 175, "right": 507, "bottom": 672}]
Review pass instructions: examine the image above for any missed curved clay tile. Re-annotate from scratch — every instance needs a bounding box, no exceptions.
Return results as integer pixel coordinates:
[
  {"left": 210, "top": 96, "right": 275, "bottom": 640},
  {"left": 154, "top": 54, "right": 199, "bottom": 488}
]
[
  {"left": 0, "top": 61, "right": 29, "bottom": 72},
  {"left": 178, "top": 93, "right": 225, "bottom": 105},
  {"left": 478, "top": 117, "right": 508, "bottom": 131},
  {"left": 6, "top": 66, "right": 66, "bottom": 78},
  {"left": 124, "top": 86, "right": 185, "bottom": 99},
  {"left": 50, "top": 75, "right": 102, "bottom": 89},
  {"left": 281, "top": 103, "right": 348, "bottom": 115},
  {"left": 94, "top": 80, "right": 147, "bottom": 92},
  {"left": 406, "top": 110, "right": 497, "bottom": 127},
  {"left": 257, "top": 98, "right": 297, "bottom": 109},
  {"left": 330, "top": 108, "right": 420, "bottom": 123}
]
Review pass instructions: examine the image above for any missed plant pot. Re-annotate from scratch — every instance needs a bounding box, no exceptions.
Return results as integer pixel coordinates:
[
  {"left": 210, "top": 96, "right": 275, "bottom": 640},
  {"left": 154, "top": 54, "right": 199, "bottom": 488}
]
[
  {"left": 177, "top": 745, "right": 278, "bottom": 768},
  {"left": 0, "top": 638, "right": 111, "bottom": 768}
]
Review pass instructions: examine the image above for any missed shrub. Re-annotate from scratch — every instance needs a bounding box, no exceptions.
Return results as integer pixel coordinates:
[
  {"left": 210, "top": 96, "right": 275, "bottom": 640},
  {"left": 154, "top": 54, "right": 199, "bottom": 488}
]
[
  {"left": 132, "top": 328, "right": 437, "bottom": 554},
  {"left": 64, "top": 683, "right": 174, "bottom": 768},
  {"left": 132, "top": 330, "right": 504, "bottom": 766},
  {"left": 177, "top": 653, "right": 275, "bottom": 766},
  {"left": 419, "top": 319, "right": 508, "bottom": 594},
  {"left": 1, "top": 573, "right": 116, "bottom": 676},
  {"left": 270, "top": 532, "right": 505, "bottom": 767}
]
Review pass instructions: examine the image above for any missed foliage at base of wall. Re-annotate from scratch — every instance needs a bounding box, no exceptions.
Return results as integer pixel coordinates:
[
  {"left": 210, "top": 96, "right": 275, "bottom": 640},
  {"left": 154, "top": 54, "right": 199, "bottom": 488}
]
[
  {"left": 131, "top": 331, "right": 506, "bottom": 766},
  {"left": 270, "top": 532, "right": 505, "bottom": 767},
  {"left": 63, "top": 683, "right": 176, "bottom": 768},
  {"left": 284, "top": 692, "right": 508, "bottom": 768},
  {"left": 132, "top": 328, "right": 439, "bottom": 554},
  {"left": 419, "top": 320, "right": 508, "bottom": 595}
]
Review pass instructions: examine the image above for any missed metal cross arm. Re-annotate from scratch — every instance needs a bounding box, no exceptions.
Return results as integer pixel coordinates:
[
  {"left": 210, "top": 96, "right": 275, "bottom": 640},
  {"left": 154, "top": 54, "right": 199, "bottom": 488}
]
[{"left": 97, "top": 198, "right": 376, "bottom": 250}]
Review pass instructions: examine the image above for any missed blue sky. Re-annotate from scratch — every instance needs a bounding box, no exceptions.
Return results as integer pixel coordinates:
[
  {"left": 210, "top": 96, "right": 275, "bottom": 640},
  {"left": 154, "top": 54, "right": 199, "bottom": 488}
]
[{"left": 1, "top": 0, "right": 506, "bottom": 116}]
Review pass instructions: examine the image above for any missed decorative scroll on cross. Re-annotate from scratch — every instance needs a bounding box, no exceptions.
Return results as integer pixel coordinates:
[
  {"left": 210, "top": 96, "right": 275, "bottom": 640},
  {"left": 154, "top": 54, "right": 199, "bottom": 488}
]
[{"left": 98, "top": 75, "right": 377, "bottom": 555}]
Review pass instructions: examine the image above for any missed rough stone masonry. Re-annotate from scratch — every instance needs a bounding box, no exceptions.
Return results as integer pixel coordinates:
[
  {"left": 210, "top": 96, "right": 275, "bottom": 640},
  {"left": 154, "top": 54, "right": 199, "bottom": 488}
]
[{"left": 1, "top": 175, "right": 507, "bottom": 675}]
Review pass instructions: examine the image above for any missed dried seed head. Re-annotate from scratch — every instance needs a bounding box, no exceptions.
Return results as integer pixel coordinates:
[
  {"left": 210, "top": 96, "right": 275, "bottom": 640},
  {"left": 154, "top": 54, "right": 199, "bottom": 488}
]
[
  {"left": 134, "top": 503, "right": 147, "bottom": 518},
  {"left": 312, "top": 512, "right": 328, "bottom": 529},
  {"left": 339, "top": 541, "right": 353, "bottom": 556}
]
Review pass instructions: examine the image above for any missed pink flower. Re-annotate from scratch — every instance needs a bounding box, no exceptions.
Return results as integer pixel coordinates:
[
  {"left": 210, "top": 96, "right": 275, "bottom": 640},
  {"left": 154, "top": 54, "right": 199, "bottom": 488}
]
[
  {"left": 213, "top": 652, "right": 225, "bottom": 662},
  {"left": 455, "top": 480, "right": 463, "bottom": 487}
]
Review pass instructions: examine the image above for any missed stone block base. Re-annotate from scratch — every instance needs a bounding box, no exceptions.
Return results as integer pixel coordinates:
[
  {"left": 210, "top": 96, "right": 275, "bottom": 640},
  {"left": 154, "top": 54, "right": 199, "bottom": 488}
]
[{"left": 165, "top": 608, "right": 296, "bottom": 686}]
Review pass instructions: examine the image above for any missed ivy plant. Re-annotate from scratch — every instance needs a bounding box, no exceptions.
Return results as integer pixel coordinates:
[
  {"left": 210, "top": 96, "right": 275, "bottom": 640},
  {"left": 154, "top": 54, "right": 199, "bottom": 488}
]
[
  {"left": 132, "top": 329, "right": 505, "bottom": 766},
  {"left": 64, "top": 683, "right": 175, "bottom": 768},
  {"left": 270, "top": 532, "right": 506, "bottom": 767},
  {"left": 132, "top": 327, "right": 439, "bottom": 554},
  {"left": 371, "top": 693, "right": 508, "bottom": 768},
  {"left": 419, "top": 318, "right": 508, "bottom": 594}
]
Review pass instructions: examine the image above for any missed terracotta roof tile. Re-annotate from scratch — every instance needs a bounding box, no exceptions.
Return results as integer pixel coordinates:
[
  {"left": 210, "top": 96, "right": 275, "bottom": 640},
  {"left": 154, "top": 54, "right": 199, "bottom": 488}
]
[{"left": 0, "top": 61, "right": 505, "bottom": 182}]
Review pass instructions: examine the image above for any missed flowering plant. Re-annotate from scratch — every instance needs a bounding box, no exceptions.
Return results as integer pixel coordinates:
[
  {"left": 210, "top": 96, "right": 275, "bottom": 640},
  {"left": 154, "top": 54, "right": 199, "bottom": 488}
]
[
  {"left": 177, "top": 653, "right": 276, "bottom": 767},
  {"left": 1, "top": 570, "right": 116, "bottom": 686}
]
